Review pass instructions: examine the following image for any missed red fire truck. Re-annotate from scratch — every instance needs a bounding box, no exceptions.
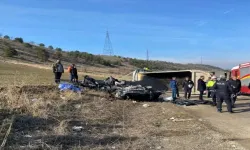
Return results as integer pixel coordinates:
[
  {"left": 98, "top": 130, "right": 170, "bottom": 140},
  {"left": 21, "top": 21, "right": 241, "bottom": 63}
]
[{"left": 231, "top": 62, "right": 250, "bottom": 94}]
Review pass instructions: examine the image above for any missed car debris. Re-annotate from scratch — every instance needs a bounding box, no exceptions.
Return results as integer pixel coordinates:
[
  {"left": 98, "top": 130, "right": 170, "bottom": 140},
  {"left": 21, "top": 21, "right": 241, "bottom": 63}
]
[
  {"left": 115, "top": 85, "right": 162, "bottom": 101},
  {"left": 163, "top": 96, "right": 173, "bottom": 102},
  {"left": 74, "top": 104, "right": 81, "bottom": 109},
  {"left": 143, "top": 104, "right": 150, "bottom": 108},
  {"left": 24, "top": 135, "right": 32, "bottom": 138},
  {"left": 72, "top": 126, "right": 83, "bottom": 132},
  {"left": 165, "top": 99, "right": 214, "bottom": 106},
  {"left": 169, "top": 117, "right": 193, "bottom": 122},
  {"left": 172, "top": 118, "right": 193, "bottom": 122},
  {"left": 132, "top": 101, "right": 137, "bottom": 103}
]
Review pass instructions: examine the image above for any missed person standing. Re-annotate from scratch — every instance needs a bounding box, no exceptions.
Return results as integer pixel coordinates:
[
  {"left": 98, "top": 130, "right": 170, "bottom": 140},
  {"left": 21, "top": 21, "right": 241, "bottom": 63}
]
[
  {"left": 52, "top": 60, "right": 64, "bottom": 83},
  {"left": 206, "top": 77, "right": 212, "bottom": 98},
  {"left": 197, "top": 76, "right": 206, "bottom": 100},
  {"left": 213, "top": 75, "right": 233, "bottom": 113},
  {"left": 207, "top": 76, "right": 217, "bottom": 106},
  {"left": 170, "top": 77, "right": 178, "bottom": 101},
  {"left": 176, "top": 81, "right": 180, "bottom": 98},
  {"left": 68, "top": 64, "right": 73, "bottom": 82},
  {"left": 228, "top": 75, "right": 241, "bottom": 108},
  {"left": 182, "top": 77, "right": 194, "bottom": 99},
  {"left": 70, "top": 64, "right": 78, "bottom": 83}
]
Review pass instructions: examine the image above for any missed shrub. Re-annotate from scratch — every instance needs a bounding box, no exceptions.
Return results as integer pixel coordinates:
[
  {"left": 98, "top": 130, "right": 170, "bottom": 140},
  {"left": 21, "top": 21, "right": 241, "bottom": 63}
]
[
  {"left": 3, "top": 35, "right": 10, "bottom": 39},
  {"left": 112, "top": 61, "right": 122, "bottom": 66},
  {"left": 24, "top": 43, "right": 32, "bottom": 48},
  {"left": 36, "top": 47, "right": 49, "bottom": 62},
  {"left": 55, "top": 48, "right": 62, "bottom": 51},
  {"left": 39, "top": 43, "right": 45, "bottom": 47},
  {"left": 14, "top": 37, "right": 24, "bottom": 43},
  {"left": 4, "top": 47, "right": 18, "bottom": 57},
  {"left": 48, "top": 45, "right": 54, "bottom": 50},
  {"left": 54, "top": 50, "right": 62, "bottom": 59}
]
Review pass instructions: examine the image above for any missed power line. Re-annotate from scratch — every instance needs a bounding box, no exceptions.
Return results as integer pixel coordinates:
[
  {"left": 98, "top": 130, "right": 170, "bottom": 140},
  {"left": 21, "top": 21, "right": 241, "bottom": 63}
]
[{"left": 103, "top": 30, "right": 114, "bottom": 56}]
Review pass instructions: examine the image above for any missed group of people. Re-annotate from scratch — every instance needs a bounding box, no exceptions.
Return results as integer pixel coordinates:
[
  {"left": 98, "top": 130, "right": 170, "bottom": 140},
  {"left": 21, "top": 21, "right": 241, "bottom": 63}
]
[
  {"left": 170, "top": 76, "right": 194, "bottom": 100},
  {"left": 52, "top": 60, "right": 78, "bottom": 83},
  {"left": 170, "top": 74, "right": 241, "bottom": 113}
]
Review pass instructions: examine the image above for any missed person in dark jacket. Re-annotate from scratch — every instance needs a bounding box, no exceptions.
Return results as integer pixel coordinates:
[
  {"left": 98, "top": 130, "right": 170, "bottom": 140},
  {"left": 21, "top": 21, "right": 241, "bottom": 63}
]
[
  {"left": 70, "top": 64, "right": 78, "bottom": 83},
  {"left": 197, "top": 76, "right": 206, "bottom": 100},
  {"left": 170, "top": 77, "right": 178, "bottom": 101},
  {"left": 52, "top": 60, "right": 64, "bottom": 84},
  {"left": 182, "top": 77, "right": 194, "bottom": 99},
  {"left": 176, "top": 81, "right": 180, "bottom": 98},
  {"left": 212, "top": 75, "right": 233, "bottom": 113},
  {"left": 228, "top": 75, "right": 241, "bottom": 108}
]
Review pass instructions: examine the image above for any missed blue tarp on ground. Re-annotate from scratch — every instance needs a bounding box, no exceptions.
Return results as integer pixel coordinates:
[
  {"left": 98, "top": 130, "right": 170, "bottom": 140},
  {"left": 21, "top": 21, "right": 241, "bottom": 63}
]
[{"left": 58, "top": 83, "right": 82, "bottom": 92}]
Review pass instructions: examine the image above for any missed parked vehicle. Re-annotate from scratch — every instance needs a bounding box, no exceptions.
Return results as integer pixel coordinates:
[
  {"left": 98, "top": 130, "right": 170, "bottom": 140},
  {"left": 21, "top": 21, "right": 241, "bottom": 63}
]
[{"left": 231, "top": 62, "right": 250, "bottom": 94}]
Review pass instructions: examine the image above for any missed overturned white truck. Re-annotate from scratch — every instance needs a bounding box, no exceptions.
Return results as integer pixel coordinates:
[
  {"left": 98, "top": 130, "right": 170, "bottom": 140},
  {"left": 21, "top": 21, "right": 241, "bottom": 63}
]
[{"left": 132, "top": 69, "right": 226, "bottom": 94}]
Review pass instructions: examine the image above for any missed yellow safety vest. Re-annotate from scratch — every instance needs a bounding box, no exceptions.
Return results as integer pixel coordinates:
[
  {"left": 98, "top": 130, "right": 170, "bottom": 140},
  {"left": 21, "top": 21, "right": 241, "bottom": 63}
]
[{"left": 207, "top": 80, "right": 215, "bottom": 88}]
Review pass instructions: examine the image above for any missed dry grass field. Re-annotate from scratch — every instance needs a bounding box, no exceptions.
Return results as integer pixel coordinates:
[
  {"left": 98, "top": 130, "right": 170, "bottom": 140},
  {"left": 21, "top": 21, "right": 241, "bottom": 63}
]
[
  {"left": 0, "top": 61, "right": 248, "bottom": 150},
  {"left": 0, "top": 61, "right": 132, "bottom": 86},
  {"left": 0, "top": 86, "right": 245, "bottom": 150}
]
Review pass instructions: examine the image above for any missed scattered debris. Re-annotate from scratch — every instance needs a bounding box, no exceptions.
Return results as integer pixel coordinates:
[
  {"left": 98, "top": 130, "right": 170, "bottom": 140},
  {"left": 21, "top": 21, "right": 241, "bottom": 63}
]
[
  {"left": 143, "top": 104, "right": 150, "bottom": 108},
  {"left": 163, "top": 96, "right": 173, "bottom": 101},
  {"left": 31, "top": 98, "right": 38, "bottom": 102},
  {"left": 74, "top": 104, "right": 81, "bottom": 109},
  {"left": 132, "top": 101, "right": 137, "bottom": 103},
  {"left": 169, "top": 117, "right": 193, "bottom": 122},
  {"left": 111, "top": 146, "right": 116, "bottom": 149},
  {"left": 72, "top": 126, "right": 83, "bottom": 132},
  {"left": 24, "top": 135, "right": 32, "bottom": 138},
  {"left": 170, "top": 117, "right": 175, "bottom": 120},
  {"left": 173, "top": 118, "right": 193, "bottom": 122},
  {"left": 58, "top": 83, "right": 82, "bottom": 92},
  {"left": 165, "top": 99, "right": 214, "bottom": 106},
  {"left": 60, "top": 95, "right": 66, "bottom": 100},
  {"left": 156, "top": 146, "right": 162, "bottom": 149},
  {"left": 101, "top": 98, "right": 107, "bottom": 101},
  {"left": 199, "top": 118, "right": 203, "bottom": 121},
  {"left": 31, "top": 98, "right": 43, "bottom": 102}
]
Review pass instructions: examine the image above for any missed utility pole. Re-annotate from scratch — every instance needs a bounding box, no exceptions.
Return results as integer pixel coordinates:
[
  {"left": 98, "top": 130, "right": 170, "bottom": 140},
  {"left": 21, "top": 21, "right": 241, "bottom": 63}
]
[
  {"left": 146, "top": 49, "right": 149, "bottom": 67},
  {"left": 201, "top": 56, "right": 203, "bottom": 64},
  {"left": 103, "top": 30, "right": 114, "bottom": 56}
]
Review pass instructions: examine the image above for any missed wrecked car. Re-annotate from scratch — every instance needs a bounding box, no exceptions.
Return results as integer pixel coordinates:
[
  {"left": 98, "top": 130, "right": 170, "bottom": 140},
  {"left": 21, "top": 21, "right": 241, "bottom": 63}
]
[{"left": 115, "top": 85, "right": 162, "bottom": 101}]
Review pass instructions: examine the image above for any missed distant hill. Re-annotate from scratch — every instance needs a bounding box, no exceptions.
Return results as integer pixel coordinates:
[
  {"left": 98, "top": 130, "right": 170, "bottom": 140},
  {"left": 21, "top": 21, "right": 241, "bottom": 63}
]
[{"left": 0, "top": 35, "right": 225, "bottom": 75}]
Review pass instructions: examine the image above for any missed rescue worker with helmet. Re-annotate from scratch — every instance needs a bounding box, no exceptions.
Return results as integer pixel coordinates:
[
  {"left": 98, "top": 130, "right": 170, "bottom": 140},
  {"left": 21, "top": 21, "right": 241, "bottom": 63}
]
[
  {"left": 207, "top": 76, "right": 217, "bottom": 106},
  {"left": 212, "top": 75, "right": 233, "bottom": 113}
]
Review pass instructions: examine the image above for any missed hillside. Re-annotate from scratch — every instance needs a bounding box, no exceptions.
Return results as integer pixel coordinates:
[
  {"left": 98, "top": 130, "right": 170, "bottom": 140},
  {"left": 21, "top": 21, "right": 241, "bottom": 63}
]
[{"left": 0, "top": 36, "right": 225, "bottom": 76}]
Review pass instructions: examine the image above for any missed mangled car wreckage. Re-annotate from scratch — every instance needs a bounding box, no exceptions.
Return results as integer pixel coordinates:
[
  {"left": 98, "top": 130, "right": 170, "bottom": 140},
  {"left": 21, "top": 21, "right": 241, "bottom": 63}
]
[
  {"left": 115, "top": 85, "right": 162, "bottom": 101},
  {"left": 79, "top": 75, "right": 162, "bottom": 101}
]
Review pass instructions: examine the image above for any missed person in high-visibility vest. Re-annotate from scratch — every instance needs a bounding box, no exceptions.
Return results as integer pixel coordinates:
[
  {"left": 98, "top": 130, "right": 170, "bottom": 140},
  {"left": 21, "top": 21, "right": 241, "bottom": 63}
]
[
  {"left": 207, "top": 76, "right": 217, "bottom": 106},
  {"left": 206, "top": 77, "right": 212, "bottom": 98},
  {"left": 143, "top": 67, "right": 149, "bottom": 72}
]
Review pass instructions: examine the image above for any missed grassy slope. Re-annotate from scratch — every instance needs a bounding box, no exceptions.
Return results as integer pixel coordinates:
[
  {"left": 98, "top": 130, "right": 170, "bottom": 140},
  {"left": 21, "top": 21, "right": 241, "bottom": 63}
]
[{"left": 0, "top": 38, "right": 225, "bottom": 74}]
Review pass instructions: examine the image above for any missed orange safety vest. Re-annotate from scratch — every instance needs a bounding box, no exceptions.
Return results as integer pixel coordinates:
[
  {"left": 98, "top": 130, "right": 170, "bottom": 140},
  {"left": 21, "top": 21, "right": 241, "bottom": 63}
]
[{"left": 67, "top": 66, "right": 72, "bottom": 73}]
